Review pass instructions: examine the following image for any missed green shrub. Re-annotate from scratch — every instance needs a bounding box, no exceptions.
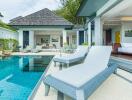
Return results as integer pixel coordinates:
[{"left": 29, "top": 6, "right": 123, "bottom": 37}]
[
  {"left": 0, "top": 38, "right": 18, "bottom": 51},
  {"left": 82, "top": 42, "right": 88, "bottom": 46},
  {"left": 92, "top": 42, "right": 95, "bottom": 46}
]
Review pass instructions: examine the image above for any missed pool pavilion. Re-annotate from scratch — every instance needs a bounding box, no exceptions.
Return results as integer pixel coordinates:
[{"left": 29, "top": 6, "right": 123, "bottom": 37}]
[{"left": 9, "top": 8, "right": 86, "bottom": 50}]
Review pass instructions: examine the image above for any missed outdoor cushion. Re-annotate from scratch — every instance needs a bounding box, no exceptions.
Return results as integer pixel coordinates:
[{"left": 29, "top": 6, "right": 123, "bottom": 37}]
[
  {"left": 121, "top": 43, "right": 132, "bottom": 47},
  {"left": 118, "top": 47, "right": 132, "bottom": 54}
]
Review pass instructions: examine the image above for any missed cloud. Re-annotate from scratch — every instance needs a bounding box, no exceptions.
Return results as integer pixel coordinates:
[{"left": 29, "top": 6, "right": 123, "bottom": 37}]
[
  {"left": 0, "top": 0, "right": 60, "bottom": 22},
  {"left": 22, "top": 0, "right": 61, "bottom": 16}
]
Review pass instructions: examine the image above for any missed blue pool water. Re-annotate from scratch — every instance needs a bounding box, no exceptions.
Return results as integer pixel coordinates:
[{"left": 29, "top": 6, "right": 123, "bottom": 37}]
[{"left": 0, "top": 55, "right": 53, "bottom": 100}]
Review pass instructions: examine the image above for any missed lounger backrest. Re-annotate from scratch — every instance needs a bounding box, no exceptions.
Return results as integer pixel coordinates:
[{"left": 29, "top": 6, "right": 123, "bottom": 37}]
[
  {"left": 74, "top": 46, "right": 88, "bottom": 56},
  {"left": 36, "top": 45, "right": 42, "bottom": 49},
  {"left": 84, "top": 46, "right": 112, "bottom": 69}
]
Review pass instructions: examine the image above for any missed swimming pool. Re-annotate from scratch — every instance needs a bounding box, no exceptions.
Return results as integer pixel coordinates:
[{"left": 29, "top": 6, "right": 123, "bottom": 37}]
[{"left": 0, "top": 55, "right": 53, "bottom": 100}]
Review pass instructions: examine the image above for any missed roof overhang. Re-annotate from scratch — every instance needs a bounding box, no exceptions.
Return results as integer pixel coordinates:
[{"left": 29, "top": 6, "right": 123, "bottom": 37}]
[
  {"left": 10, "top": 25, "right": 74, "bottom": 30},
  {"left": 77, "top": 0, "right": 109, "bottom": 17},
  {"left": 77, "top": 0, "right": 122, "bottom": 18}
]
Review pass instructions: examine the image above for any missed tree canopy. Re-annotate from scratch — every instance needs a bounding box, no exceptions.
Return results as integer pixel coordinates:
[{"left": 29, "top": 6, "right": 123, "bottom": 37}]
[
  {"left": 55, "top": 0, "right": 85, "bottom": 25},
  {"left": 0, "top": 12, "right": 3, "bottom": 17},
  {"left": 0, "top": 20, "right": 16, "bottom": 32}
]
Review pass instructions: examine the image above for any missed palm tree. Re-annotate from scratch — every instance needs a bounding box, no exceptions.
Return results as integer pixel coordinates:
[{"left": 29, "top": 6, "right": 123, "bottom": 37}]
[{"left": 0, "top": 12, "right": 3, "bottom": 17}]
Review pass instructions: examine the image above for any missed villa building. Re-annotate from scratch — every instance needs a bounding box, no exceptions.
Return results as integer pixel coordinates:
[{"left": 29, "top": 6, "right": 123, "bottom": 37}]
[
  {"left": 9, "top": 8, "right": 86, "bottom": 49},
  {"left": 77, "top": 0, "right": 132, "bottom": 47}
]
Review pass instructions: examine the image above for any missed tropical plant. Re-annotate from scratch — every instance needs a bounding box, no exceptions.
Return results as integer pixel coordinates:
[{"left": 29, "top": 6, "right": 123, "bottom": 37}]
[
  {"left": 0, "top": 20, "right": 16, "bottom": 32},
  {"left": 82, "top": 42, "right": 88, "bottom": 46},
  {"left": 0, "top": 39, "right": 18, "bottom": 51},
  {"left": 0, "top": 12, "right": 3, "bottom": 17},
  {"left": 55, "top": 0, "right": 85, "bottom": 24},
  {"left": 92, "top": 42, "right": 95, "bottom": 46}
]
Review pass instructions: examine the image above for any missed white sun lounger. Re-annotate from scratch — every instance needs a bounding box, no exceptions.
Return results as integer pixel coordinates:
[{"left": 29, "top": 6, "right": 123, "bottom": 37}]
[
  {"left": 53, "top": 46, "right": 88, "bottom": 67},
  {"left": 23, "top": 46, "right": 32, "bottom": 53},
  {"left": 43, "top": 46, "right": 117, "bottom": 100},
  {"left": 32, "top": 45, "right": 42, "bottom": 53}
]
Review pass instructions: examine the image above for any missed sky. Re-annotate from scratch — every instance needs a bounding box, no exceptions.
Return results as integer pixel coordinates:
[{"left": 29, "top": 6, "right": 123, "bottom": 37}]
[{"left": 0, "top": 0, "right": 61, "bottom": 23}]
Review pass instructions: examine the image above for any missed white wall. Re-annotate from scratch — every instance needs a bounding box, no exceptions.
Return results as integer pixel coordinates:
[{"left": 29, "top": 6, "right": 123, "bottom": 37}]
[
  {"left": 121, "top": 22, "right": 132, "bottom": 43},
  {"left": 0, "top": 27, "right": 18, "bottom": 40}
]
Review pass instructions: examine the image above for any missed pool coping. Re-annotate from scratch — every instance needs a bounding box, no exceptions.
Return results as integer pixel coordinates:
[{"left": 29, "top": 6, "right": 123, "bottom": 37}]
[{"left": 28, "top": 56, "right": 54, "bottom": 100}]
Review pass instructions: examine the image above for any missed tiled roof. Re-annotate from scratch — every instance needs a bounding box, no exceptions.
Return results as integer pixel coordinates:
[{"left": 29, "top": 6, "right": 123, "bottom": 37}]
[{"left": 9, "top": 8, "right": 73, "bottom": 26}]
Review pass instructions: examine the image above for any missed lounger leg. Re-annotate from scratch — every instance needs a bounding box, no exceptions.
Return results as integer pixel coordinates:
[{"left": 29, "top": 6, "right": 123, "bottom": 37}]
[
  {"left": 59, "top": 64, "right": 62, "bottom": 70},
  {"left": 114, "top": 69, "right": 117, "bottom": 74},
  {"left": 45, "top": 84, "right": 50, "bottom": 96},
  {"left": 57, "top": 91, "right": 64, "bottom": 100},
  {"left": 54, "top": 62, "right": 56, "bottom": 66},
  {"left": 67, "top": 63, "right": 69, "bottom": 67},
  {"left": 76, "top": 90, "right": 86, "bottom": 100}
]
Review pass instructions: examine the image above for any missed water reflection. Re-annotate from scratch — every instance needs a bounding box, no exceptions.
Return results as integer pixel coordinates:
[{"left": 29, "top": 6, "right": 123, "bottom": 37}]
[{"left": 19, "top": 56, "right": 53, "bottom": 72}]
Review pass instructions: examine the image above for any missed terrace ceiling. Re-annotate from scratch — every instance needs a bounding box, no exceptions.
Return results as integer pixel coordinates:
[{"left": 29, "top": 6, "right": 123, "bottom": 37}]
[
  {"left": 102, "top": 0, "right": 132, "bottom": 28},
  {"left": 103, "top": 0, "right": 132, "bottom": 18}
]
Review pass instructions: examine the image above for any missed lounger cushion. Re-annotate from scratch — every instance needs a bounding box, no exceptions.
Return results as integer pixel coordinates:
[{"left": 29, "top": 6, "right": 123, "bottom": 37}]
[{"left": 46, "top": 46, "right": 112, "bottom": 87}]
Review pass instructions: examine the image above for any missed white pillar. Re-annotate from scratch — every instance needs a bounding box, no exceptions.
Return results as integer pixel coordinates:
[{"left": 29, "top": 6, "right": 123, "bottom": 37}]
[
  {"left": 88, "top": 22, "right": 91, "bottom": 46},
  {"left": 69, "top": 35, "right": 72, "bottom": 45},
  {"left": 18, "top": 30, "right": 23, "bottom": 49},
  {"left": 29, "top": 30, "right": 34, "bottom": 48},
  {"left": 76, "top": 30, "right": 79, "bottom": 46},
  {"left": 84, "top": 31, "right": 86, "bottom": 43},
  {"left": 63, "top": 30, "right": 67, "bottom": 45},
  {"left": 94, "top": 17, "right": 103, "bottom": 45}
]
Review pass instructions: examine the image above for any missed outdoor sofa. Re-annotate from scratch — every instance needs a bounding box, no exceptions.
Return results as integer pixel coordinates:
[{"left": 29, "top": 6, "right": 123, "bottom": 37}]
[
  {"left": 43, "top": 46, "right": 117, "bottom": 100},
  {"left": 53, "top": 46, "right": 88, "bottom": 67},
  {"left": 118, "top": 43, "right": 132, "bottom": 54}
]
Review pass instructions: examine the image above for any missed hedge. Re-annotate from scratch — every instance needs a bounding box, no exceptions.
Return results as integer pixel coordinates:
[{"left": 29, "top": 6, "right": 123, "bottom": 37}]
[{"left": 0, "top": 39, "right": 18, "bottom": 51}]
